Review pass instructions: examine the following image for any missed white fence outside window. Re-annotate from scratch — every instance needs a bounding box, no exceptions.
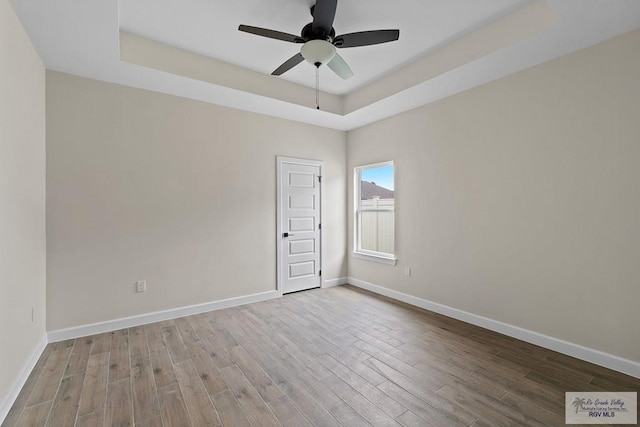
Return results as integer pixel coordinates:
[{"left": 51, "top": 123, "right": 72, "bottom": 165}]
[{"left": 360, "top": 197, "right": 394, "bottom": 254}]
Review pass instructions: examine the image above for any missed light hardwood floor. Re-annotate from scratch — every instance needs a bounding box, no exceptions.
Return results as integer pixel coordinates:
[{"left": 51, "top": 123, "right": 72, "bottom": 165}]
[{"left": 3, "top": 285, "right": 639, "bottom": 426}]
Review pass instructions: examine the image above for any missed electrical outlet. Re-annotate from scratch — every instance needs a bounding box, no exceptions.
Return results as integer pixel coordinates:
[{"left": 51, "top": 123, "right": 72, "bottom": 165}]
[
  {"left": 136, "top": 280, "right": 147, "bottom": 293},
  {"left": 404, "top": 267, "right": 411, "bottom": 277}
]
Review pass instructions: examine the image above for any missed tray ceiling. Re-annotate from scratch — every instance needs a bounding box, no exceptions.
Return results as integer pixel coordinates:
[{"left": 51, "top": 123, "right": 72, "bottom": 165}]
[{"left": 10, "top": 0, "right": 640, "bottom": 130}]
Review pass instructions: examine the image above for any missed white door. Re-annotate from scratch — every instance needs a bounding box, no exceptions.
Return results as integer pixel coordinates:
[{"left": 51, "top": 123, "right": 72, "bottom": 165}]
[{"left": 277, "top": 157, "right": 322, "bottom": 294}]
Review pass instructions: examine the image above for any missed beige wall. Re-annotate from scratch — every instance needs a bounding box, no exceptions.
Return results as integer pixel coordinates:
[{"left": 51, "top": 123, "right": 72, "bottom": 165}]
[
  {"left": 46, "top": 72, "right": 347, "bottom": 331},
  {"left": 0, "top": 0, "right": 47, "bottom": 413},
  {"left": 348, "top": 29, "right": 640, "bottom": 363}
]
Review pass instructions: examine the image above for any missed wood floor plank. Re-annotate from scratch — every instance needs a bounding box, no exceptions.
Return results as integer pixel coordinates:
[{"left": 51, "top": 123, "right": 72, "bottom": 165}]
[
  {"left": 349, "top": 324, "right": 405, "bottom": 348},
  {"left": 468, "top": 332, "right": 549, "bottom": 361},
  {"left": 276, "top": 361, "right": 371, "bottom": 427},
  {"left": 228, "top": 345, "right": 284, "bottom": 403},
  {"left": 112, "top": 328, "right": 130, "bottom": 337},
  {"left": 396, "top": 410, "right": 431, "bottom": 427},
  {"left": 268, "top": 395, "right": 313, "bottom": 427},
  {"left": 524, "top": 369, "right": 601, "bottom": 392},
  {"left": 349, "top": 328, "right": 421, "bottom": 366},
  {"left": 358, "top": 342, "right": 444, "bottom": 392},
  {"left": 500, "top": 391, "right": 564, "bottom": 426},
  {"left": 471, "top": 366, "right": 565, "bottom": 415},
  {"left": 436, "top": 385, "right": 526, "bottom": 427},
  {"left": 52, "top": 339, "right": 76, "bottom": 351},
  {"left": 497, "top": 350, "right": 594, "bottom": 387},
  {"left": 589, "top": 371, "right": 640, "bottom": 390},
  {"left": 174, "top": 359, "right": 222, "bottom": 427},
  {"left": 185, "top": 313, "right": 214, "bottom": 338},
  {"left": 149, "top": 348, "right": 178, "bottom": 389},
  {"left": 259, "top": 359, "right": 340, "bottom": 426},
  {"left": 396, "top": 337, "right": 495, "bottom": 376},
  {"left": 319, "top": 369, "right": 400, "bottom": 427},
  {"left": 377, "top": 379, "right": 465, "bottom": 427},
  {"left": 325, "top": 345, "right": 387, "bottom": 386},
  {"left": 129, "top": 326, "right": 149, "bottom": 359},
  {"left": 220, "top": 315, "right": 258, "bottom": 350},
  {"left": 26, "top": 346, "right": 72, "bottom": 406},
  {"left": 318, "top": 353, "right": 407, "bottom": 418},
  {"left": 367, "top": 358, "right": 476, "bottom": 426},
  {"left": 204, "top": 311, "right": 239, "bottom": 349},
  {"left": 186, "top": 342, "right": 227, "bottom": 396},
  {"left": 545, "top": 351, "right": 630, "bottom": 382},
  {"left": 77, "top": 351, "right": 110, "bottom": 416},
  {"left": 76, "top": 410, "right": 105, "bottom": 427},
  {"left": 106, "top": 378, "right": 134, "bottom": 427},
  {"left": 251, "top": 326, "right": 329, "bottom": 382},
  {"left": 175, "top": 316, "right": 201, "bottom": 347},
  {"left": 144, "top": 323, "right": 166, "bottom": 353},
  {"left": 211, "top": 389, "right": 252, "bottom": 427},
  {"left": 131, "top": 355, "right": 161, "bottom": 423},
  {"left": 135, "top": 415, "right": 163, "bottom": 427},
  {"left": 302, "top": 318, "right": 359, "bottom": 349},
  {"left": 90, "top": 332, "right": 112, "bottom": 355},
  {"left": 397, "top": 333, "right": 530, "bottom": 382},
  {"left": 202, "top": 334, "right": 235, "bottom": 369},
  {"left": 109, "top": 333, "right": 130, "bottom": 383},
  {"left": 219, "top": 365, "right": 281, "bottom": 427},
  {"left": 47, "top": 372, "right": 84, "bottom": 426},
  {"left": 162, "top": 324, "right": 190, "bottom": 363},
  {"left": 413, "top": 361, "right": 505, "bottom": 401},
  {"left": 157, "top": 383, "right": 191, "bottom": 427},
  {"left": 64, "top": 336, "right": 93, "bottom": 377},
  {"left": 13, "top": 401, "right": 52, "bottom": 427}
]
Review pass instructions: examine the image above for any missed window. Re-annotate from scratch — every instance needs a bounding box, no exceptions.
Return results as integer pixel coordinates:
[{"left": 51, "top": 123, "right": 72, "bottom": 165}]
[{"left": 354, "top": 162, "right": 396, "bottom": 264}]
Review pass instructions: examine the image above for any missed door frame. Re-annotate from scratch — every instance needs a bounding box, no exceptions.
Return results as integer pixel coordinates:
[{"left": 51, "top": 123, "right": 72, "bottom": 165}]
[{"left": 276, "top": 156, "right": 324, "bottom": 297}]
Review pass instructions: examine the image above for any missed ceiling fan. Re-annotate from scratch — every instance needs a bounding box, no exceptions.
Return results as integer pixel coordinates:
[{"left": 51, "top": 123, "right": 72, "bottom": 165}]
[{"left": 238, "top": 0, "right": 400, "bottom": 80}]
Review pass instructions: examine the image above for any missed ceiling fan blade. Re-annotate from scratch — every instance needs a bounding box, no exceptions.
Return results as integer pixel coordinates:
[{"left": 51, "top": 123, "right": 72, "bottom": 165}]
[
  {"left": 238, "top": 25, "right": 304, "bottom": 43},
  {"left": 311, "top": 0, "right": 337, "bottom": 35},
  {"left": 334, "top": 29, "right": 399, "bottom": 48},
  {"left": 272, "top": 53, "right": 305, "bottom": 76},
  {"left": 327, "top": 53, "right": 353, "bottom": 80}
]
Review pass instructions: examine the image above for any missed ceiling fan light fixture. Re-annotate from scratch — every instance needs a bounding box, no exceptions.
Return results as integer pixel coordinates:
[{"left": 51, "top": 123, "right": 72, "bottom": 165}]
[{"left": 301, "top": 40, "right": 336, "bottom": 67}]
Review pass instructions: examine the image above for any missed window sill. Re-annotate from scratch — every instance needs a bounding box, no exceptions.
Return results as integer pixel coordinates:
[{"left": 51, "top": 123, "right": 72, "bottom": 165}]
[{"left": 352, "top": 251, "right": 397, "bottom": 266}]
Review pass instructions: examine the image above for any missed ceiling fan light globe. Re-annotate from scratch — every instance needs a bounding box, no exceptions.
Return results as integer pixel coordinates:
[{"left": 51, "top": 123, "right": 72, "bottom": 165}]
[{"left": 301, "top": 40, "right": 336, "bottom": 66}]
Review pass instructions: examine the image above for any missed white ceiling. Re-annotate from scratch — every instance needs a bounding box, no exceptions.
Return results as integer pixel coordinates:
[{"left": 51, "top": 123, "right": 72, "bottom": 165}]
[
  {"left": 118, "top": 0, "right": 529, "bottom": 95},
  {"left": 10, "top": 0, "right": 640, "bottom": 131}
]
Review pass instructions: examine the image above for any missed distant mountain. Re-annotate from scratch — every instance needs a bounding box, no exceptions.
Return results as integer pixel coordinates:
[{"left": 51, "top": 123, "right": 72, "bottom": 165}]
[{"left": 361, "top": 181, "right": 394, "bottom": 200}]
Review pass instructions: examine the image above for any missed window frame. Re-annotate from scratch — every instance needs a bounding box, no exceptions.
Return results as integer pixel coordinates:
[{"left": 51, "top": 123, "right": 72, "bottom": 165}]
[{"left": 353, "top": 161, "right": 397, "bottom": 265}]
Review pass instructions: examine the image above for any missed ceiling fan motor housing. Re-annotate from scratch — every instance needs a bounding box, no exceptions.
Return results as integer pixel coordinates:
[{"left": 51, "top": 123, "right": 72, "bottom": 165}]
[{"left": 301, "top": 22, "right": 336, "bottom": 43}]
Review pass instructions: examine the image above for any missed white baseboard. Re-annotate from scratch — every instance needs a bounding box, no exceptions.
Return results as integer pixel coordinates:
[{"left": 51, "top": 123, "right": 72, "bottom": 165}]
[
  {"left": 323, "top": 277, "right": 348, "bottom": 288},
  {"left": 48, "top": 290, "right": 279, "bottom": 342},
  {"left": 347, "top": 278, "right": 640, "bottom": 379},
  {"left": 0, "top": 334, "right": 47, "bottom": 425}
]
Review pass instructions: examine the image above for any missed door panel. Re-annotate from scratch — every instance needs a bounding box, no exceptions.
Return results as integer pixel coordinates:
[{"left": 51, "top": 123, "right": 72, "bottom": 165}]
[
  {"left": 289, "top": 240, "right": 315, "bottom": 255},
  {"left": 289, "top": 217, "right": 315, "bottom": 232},
  {"left": 279, "top": 159, "right": 322, "bottom": 294},
  {"left": 289, "top": 194, "right": 315, "bottom": 209},
  {"left": 289, "top": 261, "right": 315, "bottom": 278},
  {"left": 289, "top": 172, "right": 315, "bottom": 188}
]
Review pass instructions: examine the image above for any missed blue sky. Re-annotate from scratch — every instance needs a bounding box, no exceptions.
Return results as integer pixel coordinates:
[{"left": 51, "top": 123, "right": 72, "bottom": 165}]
[{"left": 362, "top": 165, "right": 394, "bottom": 191}]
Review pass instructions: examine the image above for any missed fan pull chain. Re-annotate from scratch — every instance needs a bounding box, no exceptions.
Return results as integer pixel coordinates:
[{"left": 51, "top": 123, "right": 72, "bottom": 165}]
[{"left": 315, "top": 63, "right": 320, "bottom": 110}]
